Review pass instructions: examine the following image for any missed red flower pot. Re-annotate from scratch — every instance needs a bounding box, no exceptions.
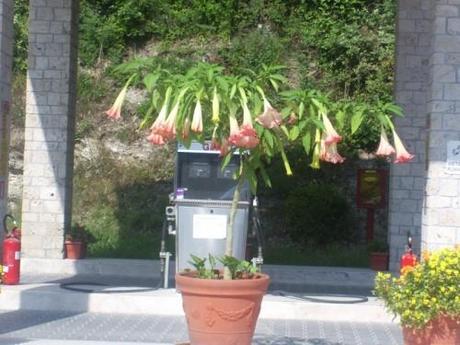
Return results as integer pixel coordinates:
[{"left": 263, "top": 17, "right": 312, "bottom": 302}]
[
  {"left": 403, "top": 315, "right": 460, "bottom": 345},
  {"left": 64, "top": 240, "right": 86, "bottom": 259},
  {"left": 176, "top": 273, "right": 270, "bottom": 345},
  {"left": 370, "top": 252, "right": 389, "bottom": 271}
]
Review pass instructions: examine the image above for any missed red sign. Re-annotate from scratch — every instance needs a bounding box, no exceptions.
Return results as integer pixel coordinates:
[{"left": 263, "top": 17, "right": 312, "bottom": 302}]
[{"left": 356, "top": 169, "right": 388, "bottom": 209}]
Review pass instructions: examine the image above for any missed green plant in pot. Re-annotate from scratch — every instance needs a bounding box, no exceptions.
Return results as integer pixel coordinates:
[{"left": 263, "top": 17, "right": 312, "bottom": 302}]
[
  {"left": 64, "top": 223, "right": 92, "bottom": 259},
  {"left": 374, "top": 247, "right": 460, "bottom": 345},
  {"left": 107, "top": 60, "right": 412, "bottom": 345},
  {"left": 368, "top": 239, "right": 389, "bottom": 271}
]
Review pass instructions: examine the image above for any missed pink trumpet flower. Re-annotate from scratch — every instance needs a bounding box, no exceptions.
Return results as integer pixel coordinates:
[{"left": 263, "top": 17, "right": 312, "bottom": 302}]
[
  {"left": 182, "top": 117, "right": 191, "bottom": 140},
  {"left": 375, "top": 128, "right": 395, "bottom": 157},
  {"left": 147, "top": 132, "right": 165, "bottom": 145},
  {"left": 219, "top": 138, "right": 230, "bottom": 157},
  {"left": 319, "top": 134, "right": 345, "bottom": 164},
  {"left": 191, "top": 99, "right": 203, "bottom": 133},
  {"left": 392, "top": 129, "right": 414, "bottom": 163},
  {"left": 228, "top": 113, "right": 241, "bottom": 147},
  {"left": 256, "top": 97, "right": 282, "bottom": 129},
  {"left": 105, "top": 82, "right": 130, "bottom": 120},
  {"left": 322, "top": 113, "right": 342, "bottom": 144},
  {"left": 236, "top": 101, "right": 259, "bottom": 149},
  {"left": 160, "top": 102, "right": 179, "bottom": 141}
]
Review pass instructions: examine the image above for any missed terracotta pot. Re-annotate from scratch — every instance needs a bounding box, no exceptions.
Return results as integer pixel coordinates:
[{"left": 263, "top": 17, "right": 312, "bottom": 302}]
[
  {"left": 176, "top": 273, "right": 270, "bottom": 345},
  {"left": 64, "top": 240, "right": 85, "bottom": 259},
  {"left": 403, "top": 315, "right": 460, "bottom": 345},
  {"left": 369, "top": 252, "right": 388, "bottom": 271}
]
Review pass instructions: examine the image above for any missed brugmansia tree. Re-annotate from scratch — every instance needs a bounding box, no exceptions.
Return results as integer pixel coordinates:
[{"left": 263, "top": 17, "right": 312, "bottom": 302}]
[{"left": 106, "top": 62, "right": 413, "bottom": 279}]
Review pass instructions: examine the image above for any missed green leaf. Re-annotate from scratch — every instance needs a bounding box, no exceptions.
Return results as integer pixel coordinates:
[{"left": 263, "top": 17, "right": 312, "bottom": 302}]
[
  {"left": 143, "top": 73, "right": 159, "bottom": 92},
  {"left": 298, "top": 102, "right": 305, "bottom": 119},
  {"left": 259, "top": 165, "right": 272, "bottom": 188},
  {"left": 335, "top": 110, "right": 346, "bottom": 130},
  {"left": 351, "top": 111, "right": 364, "bottom": 135},
  {"left": 280, "top": 125, "right": 289, "bottom": 137},
  {"left": 302, "top": 133, "right": 312, "bottom": 153},
  {"left": 386, "top": 103, "right": 403, "bottom": 116},
  {"left": 289, "top": 126, "right": 300, "bottom": 141},
  {"left": 264, "top": 131, "right": 274, "bottom": 149}
]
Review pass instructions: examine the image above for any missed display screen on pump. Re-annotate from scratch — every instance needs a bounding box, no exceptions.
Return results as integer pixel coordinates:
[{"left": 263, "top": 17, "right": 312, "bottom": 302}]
[{"left": 176, "top": 143, "right": 250, "bottom": 201}]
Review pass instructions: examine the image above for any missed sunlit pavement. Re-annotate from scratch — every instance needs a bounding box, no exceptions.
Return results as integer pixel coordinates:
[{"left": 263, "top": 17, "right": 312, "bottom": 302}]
[
  {"left": 0, "top": 310, "right": 402, "bottom": 345},
  {"left": 0, "top": 259, "right": 401, "bottom": 344}
]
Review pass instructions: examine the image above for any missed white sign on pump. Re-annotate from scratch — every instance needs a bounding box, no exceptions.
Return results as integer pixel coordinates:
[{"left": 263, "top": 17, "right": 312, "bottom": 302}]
[{"left": 193, "top": 214, "right": 227, "bottom": 239}]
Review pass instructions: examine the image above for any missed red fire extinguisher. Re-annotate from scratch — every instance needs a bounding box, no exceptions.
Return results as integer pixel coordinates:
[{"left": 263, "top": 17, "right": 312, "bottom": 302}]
[
  {"left": 2, "top": 215, "right": 21, "bottom": 285},
  {"left": 400, "top": 234, "right": 417, "bottom": 274}
]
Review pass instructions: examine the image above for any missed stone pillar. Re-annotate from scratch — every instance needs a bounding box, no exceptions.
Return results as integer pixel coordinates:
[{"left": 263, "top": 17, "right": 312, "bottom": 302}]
[
  {"left": 423, "top": 2, "right": 460, "bottom": 252},
  {"left": 21, "top": 0, "right": 79, "bottom": 258},
  {"left": 391, "top": 0, "right": 460, "bottom": 270},
  {"left": 389, "top": 0, "right": 431, "bottom": 271},
  {"left": 0, "top": 0, "right": 14, "bottom": 253}
]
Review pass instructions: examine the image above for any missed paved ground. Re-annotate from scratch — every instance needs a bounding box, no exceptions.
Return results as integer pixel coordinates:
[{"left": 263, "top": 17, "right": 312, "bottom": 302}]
[{"left": 0, "top": 310, "right": 402, "bottom": 345}]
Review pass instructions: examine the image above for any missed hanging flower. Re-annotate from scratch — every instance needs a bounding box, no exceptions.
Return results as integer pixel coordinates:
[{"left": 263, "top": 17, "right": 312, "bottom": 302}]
[
  {"left": 256, "top": 97, "right": 282, "bottom": 129},
  {"left": 212, "top": 87, "right": 220, "bottom": 125},
  {"left": 105, "top": 76, "right": 134, "bottom": 120},
  {"left": 322, "top": 112, "right": 342, "bottom": 144},
  {"left": 236, "top": 101, "right": 259, "bottom": 149},
  {"left": 191, "top": 99, "right": 203, "bottom": 133},
  {"left": 310, "top": 129, "right": 321, "bottom": 169},
  {"left": 392, "top": 129, "right": 414, "bottom": 163},
  {"left": 160, "top": 102, "right": 179, "bottom": 140},
  {"left": 228, "top": 112, "right": 241, "bottom": 147},
  {"left": 147, "top": 132, "right": 165, "bottom": 145},
  {"left": 375, "top": 127, "right": 395, "bottom": 157},
  {"left": 319, "top": 133, "right": 345, "bottom": 164},
  {"left": 182, "top": 117, "right": 191, "bottom": 140}
]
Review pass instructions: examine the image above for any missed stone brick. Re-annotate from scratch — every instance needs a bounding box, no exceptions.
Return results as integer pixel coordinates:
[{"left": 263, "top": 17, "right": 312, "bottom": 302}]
[
  {"left": 443, "top": 83, "right": 460, "bottom": 99},
  {"left": 436, "top": 5, "right": 459, "bottom": 17}
]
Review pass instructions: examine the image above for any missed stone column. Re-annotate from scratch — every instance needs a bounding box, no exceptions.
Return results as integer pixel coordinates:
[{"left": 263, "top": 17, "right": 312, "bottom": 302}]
[
  {"left": 389, "top": 0, "right": 431, "bottom": 271},
  {"left": 21, "top": 0, "right": 79, "bottom": 258},
  {"left": 391, "top": 0, "right": 460, "bottom": 270},
  {"left": 0, "top": 0, "right": 14, "bottom": 253},
  {"left": 423, "top": 2, "right": 460, "bottom": 252}
]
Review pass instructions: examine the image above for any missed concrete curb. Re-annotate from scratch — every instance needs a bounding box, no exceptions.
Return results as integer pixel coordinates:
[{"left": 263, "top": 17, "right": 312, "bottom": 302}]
[{"left": 0, "top": 282, "right": 397, "bottom": 323}]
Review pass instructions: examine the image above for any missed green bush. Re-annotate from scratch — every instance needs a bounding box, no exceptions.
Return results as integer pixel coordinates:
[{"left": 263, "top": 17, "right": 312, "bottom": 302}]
[
  {"left": 219, "top": 29, "right": 284, "bottom": 71},
  {"left": 284, "top": 183, "right": 356, "bottom": 246}
]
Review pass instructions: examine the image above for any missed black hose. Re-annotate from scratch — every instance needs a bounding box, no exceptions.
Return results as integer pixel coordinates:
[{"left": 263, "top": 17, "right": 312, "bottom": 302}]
[
  {"left": 271, "top": 290, "right": 369, "bottom": 304},
  {"left": 59, "top": 282, "right": 160, "bottom": 294}
]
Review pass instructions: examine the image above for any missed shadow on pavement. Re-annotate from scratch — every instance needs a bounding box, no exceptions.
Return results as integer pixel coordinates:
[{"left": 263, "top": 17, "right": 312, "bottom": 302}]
[
  {"left": 253, "top": 336, "right": 344, "bottom": 345},
  {"left": 0, "top": 310, "right": 80, "bottom": 335}
]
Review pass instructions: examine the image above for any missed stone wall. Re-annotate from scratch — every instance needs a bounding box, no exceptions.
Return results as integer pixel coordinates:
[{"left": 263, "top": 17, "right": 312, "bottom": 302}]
[
  {"left": 0, "top": 0, "right": 14, "bottom": 253},
  {"left": 21, "top": 0, "right": 79, "bottom": 258},
  {"left": 391, "top": 0, "right": 460, "bottom": 270}
]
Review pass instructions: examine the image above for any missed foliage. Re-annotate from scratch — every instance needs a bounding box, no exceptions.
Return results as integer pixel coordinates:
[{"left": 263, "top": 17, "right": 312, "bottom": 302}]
[
  {"left": 13, "top": 0, "right": 28, "bottom": 73},
  {"left": 374, "top": 247, "right": 460, "bottom": 328},
  {"left": 72, "top": 144, "right": 173, "bottom": 259},
  {"left": 65, "top": 223, "right": 95, "bottom": 243},
  {"left": 188, "top": 254, "right": 257, "bottom": 280},
  {"left": 284, "top": 183, "right": 356, "bottom": 246},
  {"left": 368, "top": 239, "right": 389, "bottom": 253},
  {"left": 264, "top": 243, "right": 369, "bottom": 268},
  {"left": 219, "top": 28, "right": 284, "bottom": 72}
]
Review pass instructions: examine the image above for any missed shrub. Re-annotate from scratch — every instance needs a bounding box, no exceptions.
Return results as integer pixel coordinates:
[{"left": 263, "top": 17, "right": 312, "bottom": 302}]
[
  {"left": 375, "top": 247, "right": 460, "bottom": 328},
  {"left": 284, "top": 183, "right": 356, "bottom": 246}
]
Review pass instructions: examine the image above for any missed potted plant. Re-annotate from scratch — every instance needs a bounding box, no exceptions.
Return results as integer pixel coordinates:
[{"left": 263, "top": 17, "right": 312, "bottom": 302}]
[
  {"left": 368, "top": 239, "right": 389, "bottom": 271},
  {"left": 64, "top": 223, "right": 90, "bottom": 259},
  {"left": 107, "top": 60, "right": 412, "bottom": 345},
  {"left": 374, "top": 247, "right": 460, "bottom": 345}
]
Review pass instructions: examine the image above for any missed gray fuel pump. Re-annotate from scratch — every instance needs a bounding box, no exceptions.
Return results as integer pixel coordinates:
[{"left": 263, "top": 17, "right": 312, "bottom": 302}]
[{"left": 159, "top": 141, "right": 263, "bottom": 288}]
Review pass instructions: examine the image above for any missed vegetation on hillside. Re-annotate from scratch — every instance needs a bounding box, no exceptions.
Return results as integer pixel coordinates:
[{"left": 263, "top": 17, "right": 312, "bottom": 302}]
[{"left": 11, "top": 0, "right": 397, "bottom": 265}]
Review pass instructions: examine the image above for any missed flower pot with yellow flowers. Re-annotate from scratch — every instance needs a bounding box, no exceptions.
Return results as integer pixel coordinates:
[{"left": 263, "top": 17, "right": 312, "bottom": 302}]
[
  {"left": 375, "top": 247, "right": 460, "bottom": 345},
  {"left": 106, "top": 60, "right": 413, "bottom": 345}
]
